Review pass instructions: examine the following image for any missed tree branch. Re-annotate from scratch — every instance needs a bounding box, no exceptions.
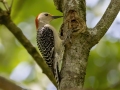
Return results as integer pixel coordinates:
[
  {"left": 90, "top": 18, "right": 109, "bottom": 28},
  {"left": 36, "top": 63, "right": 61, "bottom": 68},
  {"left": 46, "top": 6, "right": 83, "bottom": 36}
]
[
  {"left": 91, "top": 0, "right": 120, "bottom": 43},
  {"left": 54, "top": 0, "right": 88, "bottom": 90},
  {"left": 0, "top": 8, "right": 57, "bottom": 87},
  {"left": 52, "top": 0, "right": 120, "bottom": 90},
  {"left": 0, "top": 75, "right": 29, "bottom": 90}
]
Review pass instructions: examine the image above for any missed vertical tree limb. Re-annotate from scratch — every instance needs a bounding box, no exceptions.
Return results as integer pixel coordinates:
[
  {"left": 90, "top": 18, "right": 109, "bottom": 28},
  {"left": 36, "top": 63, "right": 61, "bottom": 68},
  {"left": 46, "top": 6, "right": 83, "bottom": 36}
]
[
  {"left": 53, "top": 0, "right": 120, "bottom": 90},
  {"left": 54, "top": 0, "right": 88, "bottom": 90}
]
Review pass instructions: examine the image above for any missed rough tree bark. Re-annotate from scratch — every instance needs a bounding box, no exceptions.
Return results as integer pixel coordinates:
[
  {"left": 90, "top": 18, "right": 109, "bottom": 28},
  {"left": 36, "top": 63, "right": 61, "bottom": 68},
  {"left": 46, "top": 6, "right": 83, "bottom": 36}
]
[{"left": 53, "top": 0, "right": 120, "bottom": 90}]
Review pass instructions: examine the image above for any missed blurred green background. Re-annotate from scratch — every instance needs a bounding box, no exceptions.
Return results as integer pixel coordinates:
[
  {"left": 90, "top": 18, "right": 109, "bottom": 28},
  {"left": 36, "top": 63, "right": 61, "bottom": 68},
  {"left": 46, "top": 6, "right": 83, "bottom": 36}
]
[{"left": 0, "top": 0, "right": 120, "bottom": 90}]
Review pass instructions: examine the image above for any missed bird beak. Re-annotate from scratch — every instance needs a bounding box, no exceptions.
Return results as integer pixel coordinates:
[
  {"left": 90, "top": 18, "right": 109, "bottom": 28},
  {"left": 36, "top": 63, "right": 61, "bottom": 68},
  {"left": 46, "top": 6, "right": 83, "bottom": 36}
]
[{"left": 52, "top": 16, "right": 63, "bottom": 19}]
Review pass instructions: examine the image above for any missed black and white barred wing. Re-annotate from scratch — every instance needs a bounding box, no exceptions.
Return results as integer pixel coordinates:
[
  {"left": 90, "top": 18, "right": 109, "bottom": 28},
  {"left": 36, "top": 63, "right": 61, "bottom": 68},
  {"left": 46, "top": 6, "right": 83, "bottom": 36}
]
[{"left": 37, "top": 26, "right": 55, "bottom": 69}]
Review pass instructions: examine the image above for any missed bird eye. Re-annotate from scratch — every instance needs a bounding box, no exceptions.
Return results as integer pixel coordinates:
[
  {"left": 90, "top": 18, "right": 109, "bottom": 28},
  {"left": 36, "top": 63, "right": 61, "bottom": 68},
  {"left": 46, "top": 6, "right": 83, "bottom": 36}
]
[{"left": 44, "top": 14, "right": 48, "bottom": 16}]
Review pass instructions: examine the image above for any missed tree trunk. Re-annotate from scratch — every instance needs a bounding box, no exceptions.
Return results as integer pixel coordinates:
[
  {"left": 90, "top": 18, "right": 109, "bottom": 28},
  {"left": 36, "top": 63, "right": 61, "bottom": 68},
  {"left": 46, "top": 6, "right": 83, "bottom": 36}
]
[
  {"left": 54, "top": 0, "right": 90, "bottom": 89},
  {"left": 53, "top": 0, "right": 120, "bottom": 90}
]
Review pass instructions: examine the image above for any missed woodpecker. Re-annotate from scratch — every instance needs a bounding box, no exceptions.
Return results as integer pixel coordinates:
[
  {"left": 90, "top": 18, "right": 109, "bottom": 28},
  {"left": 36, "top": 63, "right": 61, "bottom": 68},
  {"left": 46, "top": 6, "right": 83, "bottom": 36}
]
[{"left": 35, "top": 12, "right": 63, "bottom": 86}]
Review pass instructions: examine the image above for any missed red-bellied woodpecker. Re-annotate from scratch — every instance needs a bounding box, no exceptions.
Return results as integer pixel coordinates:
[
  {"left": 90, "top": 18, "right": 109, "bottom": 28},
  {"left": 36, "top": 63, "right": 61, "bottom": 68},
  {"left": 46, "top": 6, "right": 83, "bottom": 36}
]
[{"left": 35, "top": 12, "right": 63, "bottom": 86}]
